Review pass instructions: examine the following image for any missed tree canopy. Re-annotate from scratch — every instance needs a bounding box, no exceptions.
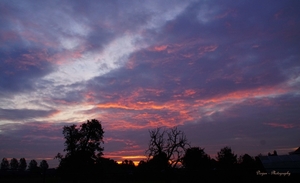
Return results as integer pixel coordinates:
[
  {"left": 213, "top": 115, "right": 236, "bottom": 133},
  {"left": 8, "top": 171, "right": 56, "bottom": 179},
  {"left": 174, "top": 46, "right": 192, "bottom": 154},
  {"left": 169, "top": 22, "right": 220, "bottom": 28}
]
[
  {"left": 182, "top": 147, "right": 211, "bottom": 170},
  {"left": 216, "top": 146, "right": 237, "bottom": 168},
  {"left": 28, "top": 159, "right": 38, "bottom": 171},
  {"left": 56, "top": 119, "right": 105, "bottom": 176},
  {"left": 19, "top": 158, "right": 27, "bottom": 171},
  {"left": 9, "top": 158, "right": 19, "bottom": 170},
  {"left": 62, "top": 119, "right": 104, "bottom": 158},
  {"left": 1, "top": 158, "right": 9, "bottom": 171},
  {"left": 40, "top": 160, "right": 49, "bottom": 171}
]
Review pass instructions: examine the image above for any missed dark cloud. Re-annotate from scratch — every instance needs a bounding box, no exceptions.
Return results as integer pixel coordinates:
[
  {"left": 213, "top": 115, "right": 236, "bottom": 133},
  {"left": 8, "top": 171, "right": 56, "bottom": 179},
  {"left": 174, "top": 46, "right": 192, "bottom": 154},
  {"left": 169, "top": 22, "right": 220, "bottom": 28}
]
[
  {"left": 0, "top": 50, "right": 55, "bottom": 95},
  {"left": 0, "top": 108, "right": 58, "bottom": 121}
]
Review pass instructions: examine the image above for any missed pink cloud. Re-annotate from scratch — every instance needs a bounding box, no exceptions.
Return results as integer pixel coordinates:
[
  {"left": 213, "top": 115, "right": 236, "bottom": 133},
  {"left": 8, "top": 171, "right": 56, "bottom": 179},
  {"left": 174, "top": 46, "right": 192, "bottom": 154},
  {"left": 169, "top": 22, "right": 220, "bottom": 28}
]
[
  {"left": 264, "top": 122, "right": 300, "bottom": 129},
  {"left": 153, "top": 45, "right": 168, "bottom": 51}
]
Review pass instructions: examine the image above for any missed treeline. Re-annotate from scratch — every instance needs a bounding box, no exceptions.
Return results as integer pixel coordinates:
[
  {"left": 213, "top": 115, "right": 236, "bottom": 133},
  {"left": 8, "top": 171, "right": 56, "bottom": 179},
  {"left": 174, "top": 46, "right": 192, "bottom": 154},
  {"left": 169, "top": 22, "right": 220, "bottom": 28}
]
[
  {"left": 0, "top": 157, "right": 49, "bottom": 173},
  {"left": 51, "top": 119, "right": 286, "bottom": 182},
  {"left": 0, "top": 158, "right": 51, "bottom": 183}
]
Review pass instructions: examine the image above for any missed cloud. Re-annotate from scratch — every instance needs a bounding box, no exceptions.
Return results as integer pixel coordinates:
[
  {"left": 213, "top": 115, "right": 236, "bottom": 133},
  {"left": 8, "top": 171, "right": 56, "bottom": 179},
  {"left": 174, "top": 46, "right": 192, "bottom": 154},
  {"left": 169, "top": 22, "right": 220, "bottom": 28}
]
[
  {"left": 0, "top": 47, "right": 55, "bottom": 94},
  {"left": 0, "top": 108, "right": 58, "bottom": 121}
]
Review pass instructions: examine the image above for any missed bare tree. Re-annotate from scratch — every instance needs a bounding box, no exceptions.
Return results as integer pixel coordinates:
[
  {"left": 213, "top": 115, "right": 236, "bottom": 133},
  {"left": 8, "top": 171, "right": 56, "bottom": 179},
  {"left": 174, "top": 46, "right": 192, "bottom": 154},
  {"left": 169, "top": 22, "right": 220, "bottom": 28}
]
[{"left": 146, "top": 127, "right": 190, "bottom": 168}]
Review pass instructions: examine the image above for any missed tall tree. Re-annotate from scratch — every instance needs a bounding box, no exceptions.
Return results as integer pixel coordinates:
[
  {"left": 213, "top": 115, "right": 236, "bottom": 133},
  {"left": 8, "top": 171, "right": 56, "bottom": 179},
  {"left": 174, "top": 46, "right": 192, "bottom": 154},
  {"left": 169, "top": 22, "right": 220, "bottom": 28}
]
[
  {"left": 28, "top": 159, "right": 38, "bottom": 171},
  {"left": 146, "top": 127, "right": 190, "bottom": 168},
  {"left": 63, "top": 124, "right": 79, "bottom": 156},
  {"left": 40, "top": 160, "right": 49, "bottom": 171},
  {"left": 40, "top": 160, "right": 49, "bottom": 183},
  {"left": 61, "top": 119, "right": 104, "bottom": 159},
  {"left": 217, "top": 146, "right": 237, "bottom": 168},
  {"left": 56, "top": 119, "right": 104, "bottom": 175},
  {"left": 77, "top": 119, "right": 104, "bottom": 157},
  {"left": 19, "top": 158, "right": 27, "bottom": 171},
  {"left": 10, "top": 158, "right": 19, "bottom": 170},
  {"left": 1, "top": 158, "right": 9, "bottom": 171}
]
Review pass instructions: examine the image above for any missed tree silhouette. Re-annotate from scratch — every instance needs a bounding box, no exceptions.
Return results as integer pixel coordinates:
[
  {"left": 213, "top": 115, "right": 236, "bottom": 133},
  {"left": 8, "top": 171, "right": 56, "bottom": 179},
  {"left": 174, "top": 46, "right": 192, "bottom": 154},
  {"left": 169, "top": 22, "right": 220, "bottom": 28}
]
[
  {"left": 239, "top": 154, "right": 255, "bottom": 165},
  {"left": 40, "top": 160, "right": 49, "bottom": 183},
  {"left": 217, "top": 146, "right": 237, "bottom": 168},
  {"left": 19, "top": 158, "right": 27, "bottom": 171},
  {"left": 28, "top": 159, "right": 38, "bottom": 172},
  {"left": 1, "top": 158, "right": 9, "bottom": 171},
  {"left": 62, "top": 119, "right": 104, "bottom": 158},
  {"left": 40, "top": 160, "right": 49, "bottom": 171},
  {"left": 182, "top": 147, "right": 211, "bottom": 170},
  {"left": 121, "top": 159, "right": 135, "bottom": 167},
  {"left": 146, "top": 127, "right": 190, "bottom": 168},
  {"left": 95, "top": 157, "right": 119, "bottom": 178},
  {"left": 138, "top": 160, "right": 147, "bottom": 168},
  {"left": 56, "top": 119, "right": 104, "bottom": 177},
  {"left": 238, "top": 154, "right": 257, "bottom": 173},
  {"left": 121, "top": 159, "right": 135, "bottom": 176},
  {"left": 148, "top": 152, "right": 169, "bottom": 171},
  {"left": 9, "top": 158, "right": 19, "bottom": 170},
  {"left": 62, "top": 124, "right": 79, "bottom": 156},
  {"left": 268, "top": 150, "right": 278, "bottom": 156}
]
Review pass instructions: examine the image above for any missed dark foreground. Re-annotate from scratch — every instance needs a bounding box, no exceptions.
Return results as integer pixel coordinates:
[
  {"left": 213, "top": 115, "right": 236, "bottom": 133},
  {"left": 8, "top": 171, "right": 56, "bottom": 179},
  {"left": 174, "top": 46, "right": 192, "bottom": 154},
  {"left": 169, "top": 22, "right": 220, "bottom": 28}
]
[{"left": 1, "top": 170, "right": 299, "bottom": 183}]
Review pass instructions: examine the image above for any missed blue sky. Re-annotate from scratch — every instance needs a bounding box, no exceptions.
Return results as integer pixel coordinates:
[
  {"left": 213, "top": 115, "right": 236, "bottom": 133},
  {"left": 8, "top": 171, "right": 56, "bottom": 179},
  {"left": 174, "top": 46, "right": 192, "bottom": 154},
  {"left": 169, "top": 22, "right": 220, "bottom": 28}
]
[{"left": 0, "top": 0, "right": 300, "bottom": 167}]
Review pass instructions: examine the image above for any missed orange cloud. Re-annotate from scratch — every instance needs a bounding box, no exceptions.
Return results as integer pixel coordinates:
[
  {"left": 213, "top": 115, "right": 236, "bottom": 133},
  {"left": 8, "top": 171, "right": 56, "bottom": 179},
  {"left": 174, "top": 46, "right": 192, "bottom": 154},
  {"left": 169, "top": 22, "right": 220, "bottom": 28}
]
[
  {"left": 97, "top": 99, "right": 197, "bottom": 130},
  {"left": 94, "top": 83, "right": 291, "bottom": 132},
  {"left": 202, "top": 86, "right": 288, "bottom": 104},
  {"left": 184, "top": 89, "right": 196, "bottom": 97}
]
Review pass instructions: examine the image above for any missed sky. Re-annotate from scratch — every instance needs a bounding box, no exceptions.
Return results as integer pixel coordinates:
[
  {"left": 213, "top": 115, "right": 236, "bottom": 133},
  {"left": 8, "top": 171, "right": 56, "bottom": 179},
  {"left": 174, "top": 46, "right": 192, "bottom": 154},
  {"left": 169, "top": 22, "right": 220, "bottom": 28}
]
[{"left": 0, "top": 0, "right": 300, "bottom": 168}]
